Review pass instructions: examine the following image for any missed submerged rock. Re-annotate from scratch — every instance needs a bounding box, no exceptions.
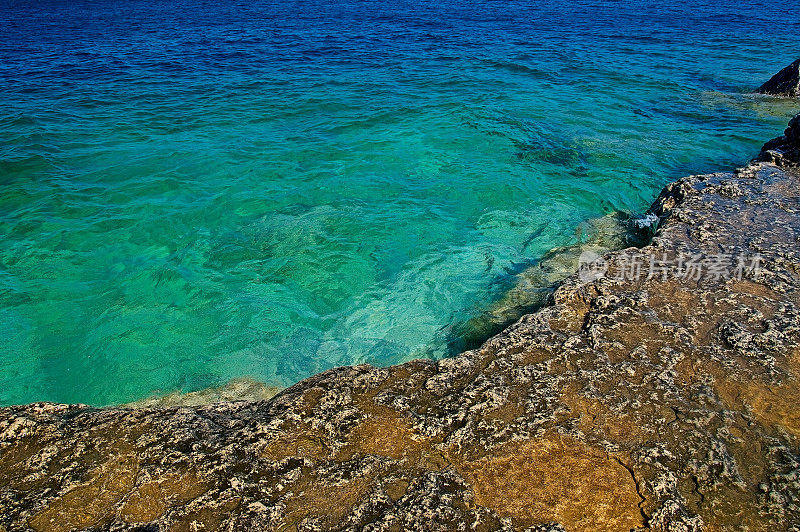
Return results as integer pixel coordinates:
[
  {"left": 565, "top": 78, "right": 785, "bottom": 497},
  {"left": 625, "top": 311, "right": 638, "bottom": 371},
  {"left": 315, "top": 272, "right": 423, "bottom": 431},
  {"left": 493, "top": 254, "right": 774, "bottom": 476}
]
[
  {"left": 122, "top": 377, "right": 283, "bottom": 408},
  {"left": 447, "top": 211, "right": 652, "bottom": 354},
  {"left": 756, "top": 58, "right": 800, "bottom": 97},
  {"left": 2, "top": 115, "right": 800, "bottom": 530}
]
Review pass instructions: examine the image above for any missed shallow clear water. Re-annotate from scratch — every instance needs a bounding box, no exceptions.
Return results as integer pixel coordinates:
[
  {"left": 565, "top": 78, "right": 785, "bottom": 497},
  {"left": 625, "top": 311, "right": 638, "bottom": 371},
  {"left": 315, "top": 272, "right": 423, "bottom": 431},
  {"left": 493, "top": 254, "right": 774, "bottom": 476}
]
[{"left": 1, "top": 0, "right": 798, "bottom": 405}]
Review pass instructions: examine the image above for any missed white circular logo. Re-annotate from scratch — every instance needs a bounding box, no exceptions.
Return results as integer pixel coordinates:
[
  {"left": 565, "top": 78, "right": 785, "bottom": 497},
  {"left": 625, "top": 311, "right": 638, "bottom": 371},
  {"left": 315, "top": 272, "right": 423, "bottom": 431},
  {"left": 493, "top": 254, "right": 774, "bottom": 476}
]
[{"left": 578, "top": 250, "right": 607, "bottom": 282}]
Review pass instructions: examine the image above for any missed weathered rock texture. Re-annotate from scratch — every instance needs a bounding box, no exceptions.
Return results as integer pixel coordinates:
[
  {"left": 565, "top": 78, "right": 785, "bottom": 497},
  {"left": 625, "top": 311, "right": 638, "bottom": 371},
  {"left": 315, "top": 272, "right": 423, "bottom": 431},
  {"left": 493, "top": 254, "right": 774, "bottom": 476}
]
[
  {"left": 757, "top": 59, "right": 800, "bottom": 97},
  {"left": 2, "top": 116, "right": 800, "bottom": 531}
]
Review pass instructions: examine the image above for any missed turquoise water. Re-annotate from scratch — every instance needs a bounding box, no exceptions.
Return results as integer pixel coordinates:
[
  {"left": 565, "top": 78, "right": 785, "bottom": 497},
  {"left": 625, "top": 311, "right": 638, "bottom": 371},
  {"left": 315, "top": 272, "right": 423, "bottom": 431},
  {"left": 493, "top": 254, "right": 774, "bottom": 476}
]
[{"left": 1, "top": 0, "right": 798, "bottom": 406}]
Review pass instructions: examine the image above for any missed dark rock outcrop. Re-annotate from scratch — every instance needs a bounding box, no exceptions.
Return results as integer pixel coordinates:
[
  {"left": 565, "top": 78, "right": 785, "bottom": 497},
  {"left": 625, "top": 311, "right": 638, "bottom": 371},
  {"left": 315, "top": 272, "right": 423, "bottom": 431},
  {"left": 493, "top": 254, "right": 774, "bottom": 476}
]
[
  {"left": 757, "top": 113, "right": 800, "bottom": 167},
  {"left": 2, "top": 116, "right": 800, "bottom": 531},
  {"left": 757, "top": 58, "right": 800, "bottom": 97}
]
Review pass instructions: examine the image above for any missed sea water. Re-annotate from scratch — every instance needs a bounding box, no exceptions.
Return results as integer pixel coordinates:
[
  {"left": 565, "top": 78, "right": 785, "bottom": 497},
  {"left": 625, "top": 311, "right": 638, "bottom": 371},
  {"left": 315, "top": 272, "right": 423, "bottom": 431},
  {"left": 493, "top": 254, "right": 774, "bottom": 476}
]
[{"left": 1, "top": 0, "right": 798, "bottom": 405}]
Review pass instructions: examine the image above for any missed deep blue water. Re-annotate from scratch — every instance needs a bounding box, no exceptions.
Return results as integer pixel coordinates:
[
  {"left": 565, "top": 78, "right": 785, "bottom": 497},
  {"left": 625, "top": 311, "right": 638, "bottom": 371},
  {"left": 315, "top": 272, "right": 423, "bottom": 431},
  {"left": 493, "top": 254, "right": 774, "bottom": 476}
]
[{"left": 1, "top": 0, "right": 798, "bottom": 405}]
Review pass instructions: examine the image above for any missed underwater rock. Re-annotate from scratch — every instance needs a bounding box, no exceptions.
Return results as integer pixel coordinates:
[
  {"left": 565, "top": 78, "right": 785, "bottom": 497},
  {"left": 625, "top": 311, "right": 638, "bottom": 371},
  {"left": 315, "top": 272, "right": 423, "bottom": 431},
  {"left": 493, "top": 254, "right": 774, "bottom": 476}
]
[
  {"left": 757, "top": 58, "right": 800, "bottom": 97},
  {"left": 122, "top": 377, "right": 283, "bottom": 408},
  {"left": 2, "top": 115, "right": 800, "bottom": 530},
  {"left": 447, "top": 211, "right": 652, "bottom": 354}
]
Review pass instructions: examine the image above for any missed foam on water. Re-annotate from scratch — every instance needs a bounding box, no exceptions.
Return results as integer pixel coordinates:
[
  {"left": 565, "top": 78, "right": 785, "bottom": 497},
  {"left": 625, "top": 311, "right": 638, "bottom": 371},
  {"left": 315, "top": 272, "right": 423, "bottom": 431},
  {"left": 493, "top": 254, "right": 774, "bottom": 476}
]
[{"left": 1, "top": 0, "right": 798, "bottom": 405}]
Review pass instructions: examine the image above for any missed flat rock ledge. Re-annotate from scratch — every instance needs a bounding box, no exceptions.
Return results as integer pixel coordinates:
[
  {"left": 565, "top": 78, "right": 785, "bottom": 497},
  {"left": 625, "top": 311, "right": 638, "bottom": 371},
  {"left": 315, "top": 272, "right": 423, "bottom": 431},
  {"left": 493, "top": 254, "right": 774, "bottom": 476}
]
[{"left": 2, "top": 116, "right": 800, "bottom": 532}]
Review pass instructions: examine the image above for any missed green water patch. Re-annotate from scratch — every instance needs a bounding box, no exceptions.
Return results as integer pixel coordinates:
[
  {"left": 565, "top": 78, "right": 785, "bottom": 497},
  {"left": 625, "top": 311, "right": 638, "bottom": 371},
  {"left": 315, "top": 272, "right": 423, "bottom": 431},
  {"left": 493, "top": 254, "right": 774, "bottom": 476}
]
[
  {"left": 443, "top": 212, "right": 655, "bottom": 356},
  {"left": 1, "top": 0, "right": 798, "bottom": 406}
]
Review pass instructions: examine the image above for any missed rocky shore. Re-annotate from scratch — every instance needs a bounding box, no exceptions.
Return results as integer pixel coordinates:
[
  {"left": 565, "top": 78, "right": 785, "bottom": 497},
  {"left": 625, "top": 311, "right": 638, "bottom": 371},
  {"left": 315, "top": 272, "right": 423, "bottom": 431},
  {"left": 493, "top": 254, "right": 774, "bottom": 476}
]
[{"left": 2, "top": 115, "right": 800, "bottom": 531}]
